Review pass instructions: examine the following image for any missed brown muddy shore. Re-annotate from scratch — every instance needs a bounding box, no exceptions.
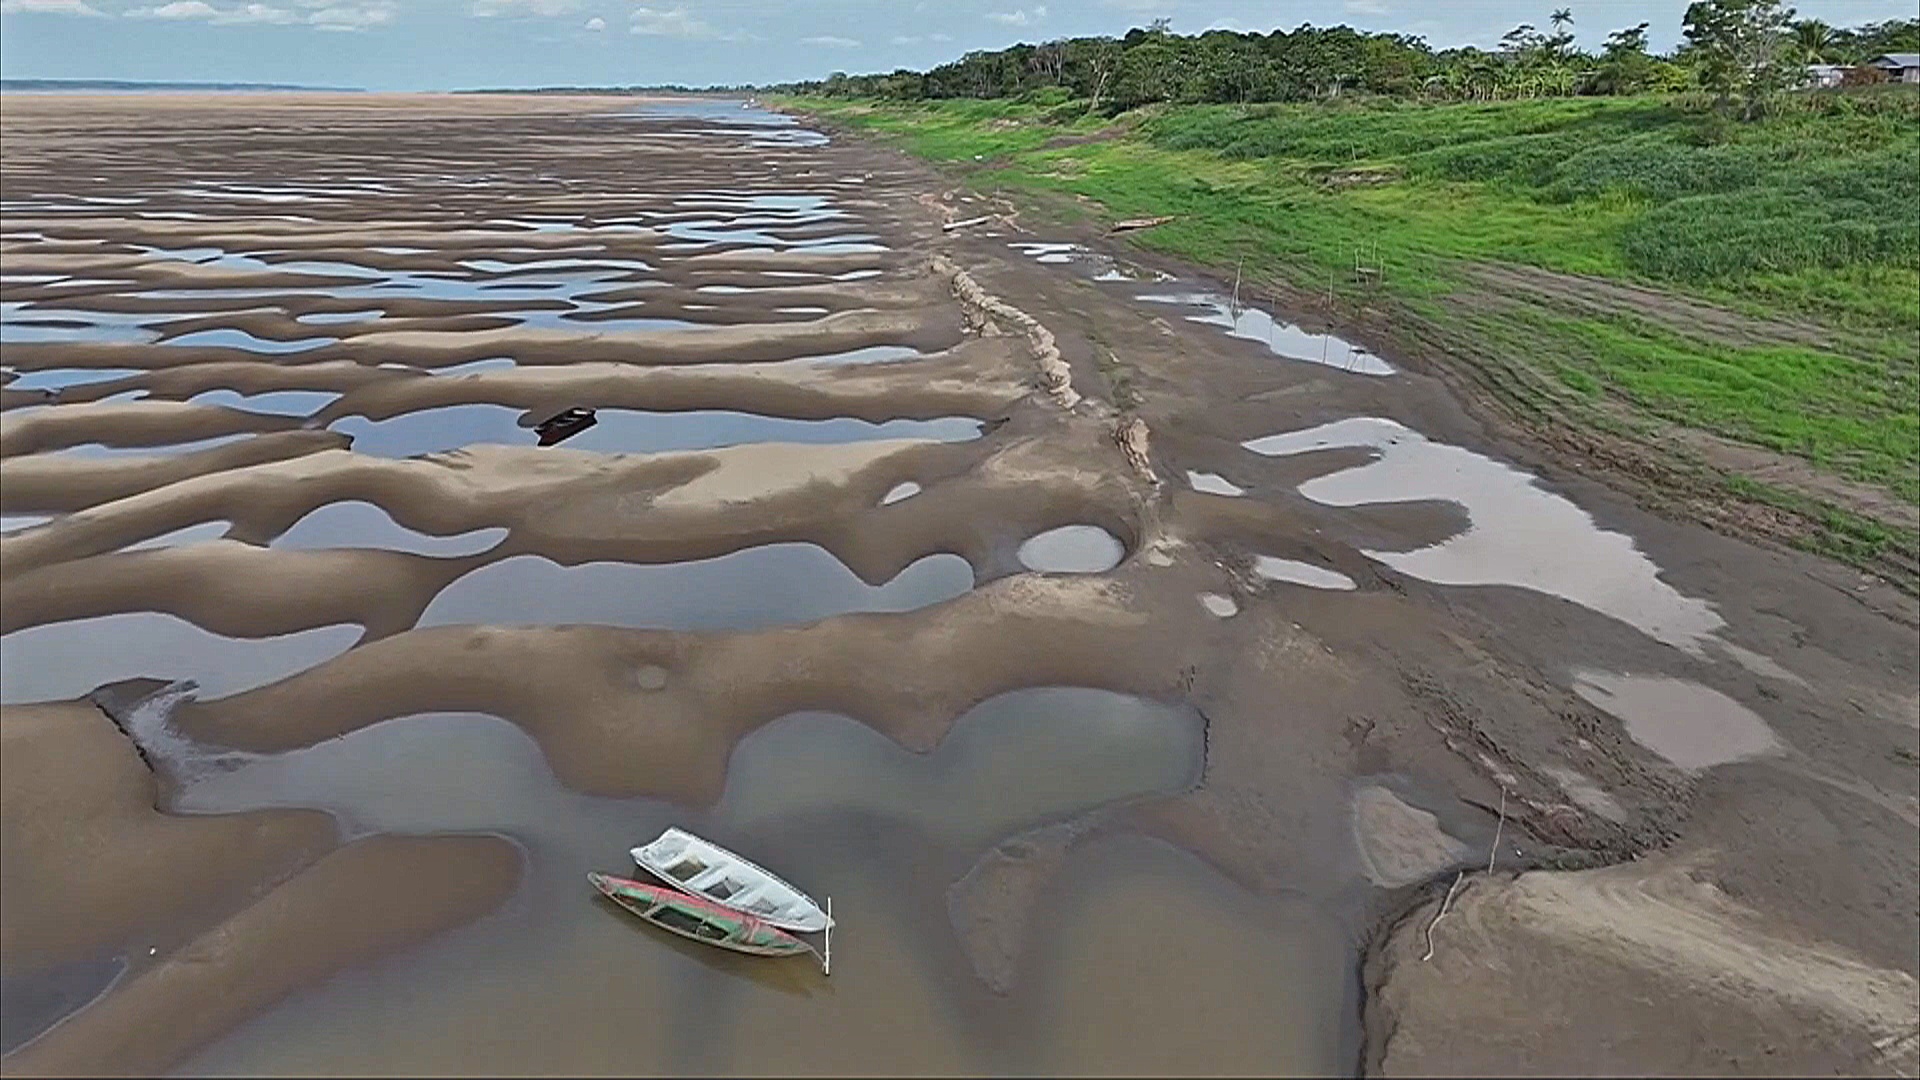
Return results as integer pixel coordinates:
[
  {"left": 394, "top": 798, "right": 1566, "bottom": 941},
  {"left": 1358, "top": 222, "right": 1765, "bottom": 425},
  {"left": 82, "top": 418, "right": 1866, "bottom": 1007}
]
[{"left": 0, "top": 93, "right": 1915, "bottom": 1076}]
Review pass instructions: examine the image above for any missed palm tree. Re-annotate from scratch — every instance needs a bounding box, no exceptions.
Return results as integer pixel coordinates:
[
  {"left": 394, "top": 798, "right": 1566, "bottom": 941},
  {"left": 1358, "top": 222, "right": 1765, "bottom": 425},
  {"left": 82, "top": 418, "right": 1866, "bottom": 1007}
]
[
  {"left": 1790, "top": 19, "right": 1837, "bottom": 65},
  {"left": 1548, "top": 8, "right": 1574, "bottom": 60}
]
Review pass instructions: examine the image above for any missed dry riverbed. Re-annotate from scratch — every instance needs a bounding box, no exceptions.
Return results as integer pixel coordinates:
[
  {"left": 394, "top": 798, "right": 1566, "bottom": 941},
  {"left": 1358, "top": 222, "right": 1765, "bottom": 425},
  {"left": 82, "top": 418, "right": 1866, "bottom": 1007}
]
[{"left": 0, "top": 92, "right": 1914, "bottom": 1076}]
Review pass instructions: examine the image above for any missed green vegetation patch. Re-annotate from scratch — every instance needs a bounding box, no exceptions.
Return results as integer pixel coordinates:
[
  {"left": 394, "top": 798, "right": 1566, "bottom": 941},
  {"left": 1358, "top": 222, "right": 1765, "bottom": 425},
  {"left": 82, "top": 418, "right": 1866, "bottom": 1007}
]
[{"left": 782, "top": 92, "right": 1920, "bottom": 521}]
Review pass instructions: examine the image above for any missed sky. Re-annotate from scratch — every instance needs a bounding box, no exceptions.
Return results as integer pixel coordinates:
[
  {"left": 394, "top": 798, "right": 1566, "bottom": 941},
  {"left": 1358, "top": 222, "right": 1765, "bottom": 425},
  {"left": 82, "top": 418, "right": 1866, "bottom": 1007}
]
[{"left": 1, "top": 0, "right": 1912, "bottom": 91}]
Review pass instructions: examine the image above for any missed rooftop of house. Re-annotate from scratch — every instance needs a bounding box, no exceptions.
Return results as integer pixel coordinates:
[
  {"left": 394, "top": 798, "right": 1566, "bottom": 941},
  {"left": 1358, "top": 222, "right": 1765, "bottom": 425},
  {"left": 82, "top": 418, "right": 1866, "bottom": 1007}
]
[{"left": 1869, "top": 53, "right": 1920, "bottom": 69}]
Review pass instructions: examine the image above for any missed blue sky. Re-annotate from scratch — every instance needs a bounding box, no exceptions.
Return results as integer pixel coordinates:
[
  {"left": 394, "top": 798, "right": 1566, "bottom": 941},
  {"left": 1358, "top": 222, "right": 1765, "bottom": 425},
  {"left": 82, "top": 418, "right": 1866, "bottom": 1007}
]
[{"left": 2, "top": 0, "right": 1911, "bottom": 91}]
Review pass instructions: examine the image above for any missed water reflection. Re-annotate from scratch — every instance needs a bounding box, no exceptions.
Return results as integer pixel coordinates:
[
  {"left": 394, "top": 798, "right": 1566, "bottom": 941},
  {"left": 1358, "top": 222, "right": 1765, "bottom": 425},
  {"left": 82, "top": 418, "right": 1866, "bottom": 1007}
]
[
  {"left": 418, "top": 546, "right": 974, "bottom": 631},
  {"left": 333, "top": 405, "right": 981, "bottom": 458},
  {"left": 1244, "top": 417, "right": 1723, "bottom": 650},
  {"left": 1140, "top": 292, "right": 1392, "bottom": 376},
  {"left": 1017, "top": 526, "right": 1125, "bottom": 574},
  {"left": 166, "top": 687, "right": 1290, "bottom": 1077},
  {"left": 0, "top": 615, "right": 359, "bottom": 705}
]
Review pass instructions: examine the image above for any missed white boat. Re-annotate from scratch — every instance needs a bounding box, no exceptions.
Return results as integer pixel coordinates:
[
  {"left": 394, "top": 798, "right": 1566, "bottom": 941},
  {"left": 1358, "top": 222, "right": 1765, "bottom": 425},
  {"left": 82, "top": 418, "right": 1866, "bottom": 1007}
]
[{"left": 631, "top": 827, "right": 833, "bottom": 934}]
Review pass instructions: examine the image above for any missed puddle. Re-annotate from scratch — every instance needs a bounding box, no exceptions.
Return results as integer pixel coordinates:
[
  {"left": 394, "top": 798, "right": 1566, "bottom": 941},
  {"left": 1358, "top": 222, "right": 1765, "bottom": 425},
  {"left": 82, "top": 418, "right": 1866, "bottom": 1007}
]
[
  {"left": 186, "top": 389, "right": 342, "bottom": 417},
  {"left": 507, "top": 309, "right": 696, "bottom": 333},
  {"left": 160, "top": 684, "right": 1316, "bottom": 1077},
  {"left": 417, "top": 545, "right": 973, "bottom": 632},
  {"left": 274, "top": 500, "right": 508, "bottom": 557},
  {"left": 40, "top": 433, "right": 257, "bottom": 460},
  {"left": 1199, "top": 593, "right": 1239, "bottom": 618},
  {"left": 0, "top": 308, "right": 160, "bottom": 345},
  {"left": 1008, "top": 240, "right": 1171, "bottom": 283},
  {"left": 777, "top": 344, "right": 922, "bottom": 368},
  {"left": 42, "top": 278, "right": 137, "bottom": 289},
  {"left": 1572, "top": 671, "right": 1778, "bottom": 771},
  {"left": 332, "top": 405, "right": 980, "bottom": 459},
  {"left": 0, "top": 513, "right": 55, "bottom": 534},
  {"left": 881, "top": 482, "right": 921, "bottom": 506},
  {"left": 1140, "top": 293, "right": 1392, "bottom": 376},
  {"left": 662, "top": 221, "right": 876, "bottom": 249},
  {"left": 5, "top": 368, "right": 146, "bottom": 392},
  {"left": 296, "top": 310, "right": 382, "bottom": 325},
  {"left": 1017, "top": 526, "right": 1125, "bottom": 574},
  {"left": 716, "top": 688, "right": 1202, "bottom": 846},
  {"left": 1245, "top": 417, "right": 1723, "bottom": 651},
  {"left": 1253, "top": 556, "right": 1357, "bottom": 592},
  {"left": 1009, "top": 242, "right": 1083, "bottom": 265},
  {"left": 0, "top": 615, "right": 359, "bottom": 705},
  {"left": 1186, "top": 470, "right": 1245, "bottom": 497},
  {"left": 160, "top": 329, "right": 337, "bottom": 354},
  {"left": 0, "top": 956, "right": 127, "bottom": 1056},
  {"left": 430, "top": 357, "right": 518, "bottom": 377},
  {"left": 462, "top": 258, "right": 655, "bottom": 276}
]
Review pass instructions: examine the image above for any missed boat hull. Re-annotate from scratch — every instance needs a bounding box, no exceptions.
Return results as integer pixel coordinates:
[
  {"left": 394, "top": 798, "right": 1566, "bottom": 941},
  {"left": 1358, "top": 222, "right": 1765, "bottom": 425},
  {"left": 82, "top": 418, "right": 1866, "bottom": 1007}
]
[{"left": 588, "top": 872, "right": 816, "bottom": 959}]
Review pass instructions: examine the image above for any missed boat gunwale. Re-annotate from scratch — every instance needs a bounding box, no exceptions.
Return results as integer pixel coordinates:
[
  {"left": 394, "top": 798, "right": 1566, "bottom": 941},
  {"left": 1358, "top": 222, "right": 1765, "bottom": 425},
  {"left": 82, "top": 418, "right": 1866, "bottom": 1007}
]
[{"left": 631, "top": 826, "right": 832, "bottom": 933}]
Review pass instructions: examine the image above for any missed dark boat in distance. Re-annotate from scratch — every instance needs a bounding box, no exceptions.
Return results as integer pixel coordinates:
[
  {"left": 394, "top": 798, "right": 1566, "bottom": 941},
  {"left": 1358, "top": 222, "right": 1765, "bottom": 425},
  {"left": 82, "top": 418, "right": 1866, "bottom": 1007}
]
[{"left": 533, "top": 407, "right": 597, "bottom": 446}]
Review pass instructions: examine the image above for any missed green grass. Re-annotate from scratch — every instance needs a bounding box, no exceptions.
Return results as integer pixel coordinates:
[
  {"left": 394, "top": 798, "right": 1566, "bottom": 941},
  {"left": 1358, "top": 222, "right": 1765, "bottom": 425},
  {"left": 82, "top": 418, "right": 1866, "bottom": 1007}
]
[{"left": 782, "top": 92, "right": 1920, "bottom": 520}]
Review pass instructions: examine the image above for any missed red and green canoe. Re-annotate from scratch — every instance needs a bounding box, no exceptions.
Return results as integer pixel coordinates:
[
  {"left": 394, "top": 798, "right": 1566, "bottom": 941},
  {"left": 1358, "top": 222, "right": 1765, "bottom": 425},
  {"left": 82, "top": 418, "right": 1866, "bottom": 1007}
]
[{"left": 588, "top": 872, "right": 822, "bottom": 965}]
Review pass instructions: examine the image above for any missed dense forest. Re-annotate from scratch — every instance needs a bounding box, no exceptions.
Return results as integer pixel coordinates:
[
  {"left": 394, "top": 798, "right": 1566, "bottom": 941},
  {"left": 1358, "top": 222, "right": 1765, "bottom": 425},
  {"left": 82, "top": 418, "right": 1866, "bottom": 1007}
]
[{"left": 769, "top": 4, "right": 1919, "bottom": 113}]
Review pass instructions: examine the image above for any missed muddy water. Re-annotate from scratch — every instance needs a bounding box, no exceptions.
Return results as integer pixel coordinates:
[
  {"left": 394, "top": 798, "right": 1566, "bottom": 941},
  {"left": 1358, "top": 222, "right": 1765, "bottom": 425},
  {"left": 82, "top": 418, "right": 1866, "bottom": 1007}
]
[
  {"left": 331, "top": 405, "right": 981, "bottom": 458},
  {"left": 1017, "top": 525, "right": 1126, "bottom": 573},
  {"left": 1187, "top": 469, "right": 1246, "bottom": 496},
  {"left": 1245, "top": 417, "right": 1724, "bottom": 651},
  {"left": 1142, "top": 292, "right": 1393, "bottom": 376},
  {"left": 273, "top": 501, "right": 507, "bottom": 556},
  {"left": 1255, "top": 556, "right": 1357, "bottom": 591},
  {"left": 1572, "top": 671, "right": 1778, "bottom": 771},
  {"left": 419, "top": 546, "right": 973, "bottom": 631},
  {"left": 0, "top": 616, "right": 360, "bottom": 705},
  {"left": 162, "top": 688, "right": 1341, "bottom": 1074}
]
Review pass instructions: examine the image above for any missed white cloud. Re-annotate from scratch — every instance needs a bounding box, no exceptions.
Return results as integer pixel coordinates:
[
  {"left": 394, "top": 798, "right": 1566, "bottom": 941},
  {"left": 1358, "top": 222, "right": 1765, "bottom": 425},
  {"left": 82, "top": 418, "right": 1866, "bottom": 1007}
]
[
  {"left": 126, "top": 1, "right": 300, "bottom": 21},
  {"left": 889, "top": 33, "right": 918, "bottom": 44},
  {"left": 584, "top": 14, "right": 603, "bottom": 30},
  {"left": 801, "top": 34, "right": 858, "bottom": 47},
  {"left": 306, "top": 1, "right": 393, "bottom": 30},
  {"left": 985, "top": 4, "right": 1044, "bottom": 26},
  {"left": 224, "top": 2, "right": 296, "bottom": 21},
  {"left": 128, "top": 0, "right": 217, "bottom": 16},
  {"left": 628, "top": 5, "right": 743, "bottom": 40},
  {"left": 0, "top": 0, "right": 105, "bottom": 14},
  {"left": 471, "top": 0, "right": 577, "bottom": 15},
  {"left": 1344, "top": 0, "right": 1389, "bottom": 14}
]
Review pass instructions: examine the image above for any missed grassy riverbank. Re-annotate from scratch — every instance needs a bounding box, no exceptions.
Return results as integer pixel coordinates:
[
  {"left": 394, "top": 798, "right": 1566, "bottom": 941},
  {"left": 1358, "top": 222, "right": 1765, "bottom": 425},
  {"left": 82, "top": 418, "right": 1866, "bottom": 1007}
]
[{"left": 782, "top": 92, "right": 1920, "bottom": 581}]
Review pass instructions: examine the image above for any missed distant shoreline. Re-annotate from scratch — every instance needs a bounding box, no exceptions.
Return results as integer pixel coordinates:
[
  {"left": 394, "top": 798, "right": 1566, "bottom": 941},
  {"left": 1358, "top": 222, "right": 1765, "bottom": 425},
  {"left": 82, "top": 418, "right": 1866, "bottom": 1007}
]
[{"left": 0, "top": 79, "right": 363, "bottom": 93}]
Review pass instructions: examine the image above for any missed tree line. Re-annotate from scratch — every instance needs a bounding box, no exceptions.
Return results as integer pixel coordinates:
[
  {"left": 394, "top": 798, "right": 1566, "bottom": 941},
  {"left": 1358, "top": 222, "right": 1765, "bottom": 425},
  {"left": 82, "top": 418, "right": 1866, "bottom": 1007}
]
[{"left": 767, "top": 1, "right": 1918, "bottom": 116}]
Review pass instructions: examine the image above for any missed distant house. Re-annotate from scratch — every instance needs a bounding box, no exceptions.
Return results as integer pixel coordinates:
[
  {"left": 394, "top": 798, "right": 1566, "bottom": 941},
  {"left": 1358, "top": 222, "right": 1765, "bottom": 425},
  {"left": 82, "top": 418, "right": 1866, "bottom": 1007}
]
[
  {"left": 1802, "top": 63, "right": 1848, "bottom": 89},
  {"left": 1868, "top": 53, "right": 1920, "bottom": 84}
]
